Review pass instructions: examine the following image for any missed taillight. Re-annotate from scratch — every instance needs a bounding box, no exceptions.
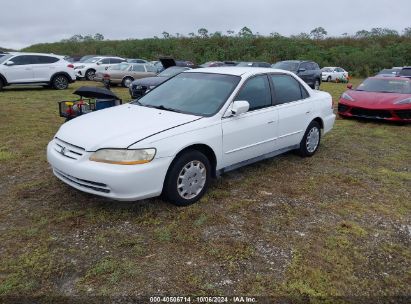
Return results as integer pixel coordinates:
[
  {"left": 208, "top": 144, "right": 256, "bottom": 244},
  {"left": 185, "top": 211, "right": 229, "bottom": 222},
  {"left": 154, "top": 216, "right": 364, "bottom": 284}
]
[{"left": 67, "top": 64, "right": 74, "bottom": 68}]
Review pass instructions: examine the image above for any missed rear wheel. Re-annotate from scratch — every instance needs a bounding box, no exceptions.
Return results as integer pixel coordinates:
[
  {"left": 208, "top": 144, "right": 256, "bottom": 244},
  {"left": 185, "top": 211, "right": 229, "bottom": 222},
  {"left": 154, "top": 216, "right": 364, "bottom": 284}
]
[
  {"left": 163, "top": 150, "right": 211, "bottom": 206},
  {"left": 122, "top": 77, "right": 134, "bottom": 88},
  {"left": 297, "top": 121, "right": 321, "bottom": 157},
  {"left": 52, "top": 75, "right": 69, "bottom": 90},
  {"left": 0, "top": 79, "right": 3, "bottom": 91},
  {"left": 313, "top": 79, "right": 320, "bottom": 90},
  {"left": 85, "top": 69, "right": 96, "bottom": 81},
  {"left": 327, "top": 76, "right": 331, "bottom": 82}
]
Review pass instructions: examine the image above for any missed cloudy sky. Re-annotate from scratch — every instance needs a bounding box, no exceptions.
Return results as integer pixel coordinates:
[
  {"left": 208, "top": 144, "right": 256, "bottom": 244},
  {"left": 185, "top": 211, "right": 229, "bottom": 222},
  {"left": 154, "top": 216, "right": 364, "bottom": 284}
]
[{"left": 0, "top": 0, "right": 409, "bottom": 49}]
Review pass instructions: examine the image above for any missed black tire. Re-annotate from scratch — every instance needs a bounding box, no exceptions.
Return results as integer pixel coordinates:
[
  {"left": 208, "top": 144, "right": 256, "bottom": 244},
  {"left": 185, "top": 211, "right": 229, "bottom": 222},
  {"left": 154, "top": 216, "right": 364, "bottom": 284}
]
[
  {"left": 85, "top": 69, "right": 96, "bottom": 81},
  {"left": 52, "top": 75, "right": 69, "bottom": 90},
  {"left": 0, "top": 79, "right": 3, "bottom": 91},
  {"left": 313, "top": 79, "right": 321, "bottom": 90},
  {"left": 327, "top": 76, "right": 332, "bottom": 82},
  {"left": 297, "top": 121, "right": 321, "bottom": 157},
  {"left": 163, "top": 150, "right": 211, "bottom": 206},
  {"left": 122, "top": 77, "right": 134, "bottom": 88}
]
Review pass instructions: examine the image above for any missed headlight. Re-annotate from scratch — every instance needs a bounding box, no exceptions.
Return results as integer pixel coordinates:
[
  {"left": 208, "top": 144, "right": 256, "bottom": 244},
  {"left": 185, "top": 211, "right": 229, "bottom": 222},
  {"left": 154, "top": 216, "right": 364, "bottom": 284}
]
[
  {"left": 394, "top": 97, "right": 411, "bottom": 105},
  {"left": 341, "top": 92, "right": 355, "bottom": 101},
  {"left": 89, "top": 148, "right": 156, "bottom": 165}
]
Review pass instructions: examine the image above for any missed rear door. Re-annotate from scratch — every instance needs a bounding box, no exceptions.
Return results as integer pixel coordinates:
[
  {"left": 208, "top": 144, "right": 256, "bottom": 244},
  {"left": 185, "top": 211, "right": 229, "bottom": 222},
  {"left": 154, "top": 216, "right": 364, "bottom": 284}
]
[
  {"left": 222, "top": 74, "right": 278, "bottom": 167},
  {"left": 270, "top": 74, "right": 313, "bottom": 149},
  {"left": 32, "top": 55, "right": 60, "bottom": 81},
  {"left": 2, "top": 55, "right": 35, "bottom": 83}
]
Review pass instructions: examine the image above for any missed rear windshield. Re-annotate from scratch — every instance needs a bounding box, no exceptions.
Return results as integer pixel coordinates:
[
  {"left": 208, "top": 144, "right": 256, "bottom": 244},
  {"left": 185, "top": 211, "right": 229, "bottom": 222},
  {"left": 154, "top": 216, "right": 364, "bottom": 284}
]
[
  {"left": 356, "top": 78, "right": 411, "bottom": 94},
  {"left": 272, "top": 61, "right": 299, "bottom": 71}
]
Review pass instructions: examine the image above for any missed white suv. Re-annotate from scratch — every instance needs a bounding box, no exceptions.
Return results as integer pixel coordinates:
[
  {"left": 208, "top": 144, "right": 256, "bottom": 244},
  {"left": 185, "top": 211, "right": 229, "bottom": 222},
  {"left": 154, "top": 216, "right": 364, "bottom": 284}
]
[
  {"left": 0, "top": 52, "right": 76, "bottom": 91},
  {"left": 73, "top": 56, "right": 126, "bottom": 80}
]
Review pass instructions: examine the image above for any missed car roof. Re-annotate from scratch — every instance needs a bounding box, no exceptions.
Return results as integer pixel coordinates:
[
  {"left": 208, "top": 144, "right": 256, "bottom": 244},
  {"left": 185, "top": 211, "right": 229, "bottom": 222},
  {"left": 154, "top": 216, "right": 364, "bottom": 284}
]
[
  {"left": 185, "top": 67, "right": 294, "bottom": 77},
  {"left": 8, "top": 52, "right": 63, "bottom": 57}
]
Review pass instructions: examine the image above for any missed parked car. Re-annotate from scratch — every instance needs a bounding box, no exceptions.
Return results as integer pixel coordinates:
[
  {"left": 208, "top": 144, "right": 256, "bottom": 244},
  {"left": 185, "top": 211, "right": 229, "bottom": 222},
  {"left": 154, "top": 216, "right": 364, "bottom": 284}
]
[
  {"left": 272, "top": 60, "right": 322, "bottom": 90},
  {"left": 399, "top": 67, "right": 411, "bottom": 78},
  {"left": 129, "top": 66, "right": 190, "bottom": 98},
  {"left": 150, "top": 61, "right": 164, "bottom": 73},
  {"left": 0, "top": 52, "right": 76, "bottom": 91},
  {"left": 200, "top": 61, "right": 225, "bottom": 67},
  {"left": 321, "top": 67, "right": 349, "bottom": 82},
  {"left": 338, "top": 76, "right": 411, "bottom": 122},
  {"left": 127, "top": 58, "right": 148, "bottom": 64},
  {"left": 94, "top": 63, "right": 157, "bottom": 87},
  {"left": 47, "top": 67, "right": 335, "bottom": 206},
  {"left": 237, "top": 62, "right": 271, "bottom": 68},
  {"left": 74, "top": 56, "right": 126, "bottom": 80},
  {"left": 376, "top": 68, "right": 402, "bottom": 77}
]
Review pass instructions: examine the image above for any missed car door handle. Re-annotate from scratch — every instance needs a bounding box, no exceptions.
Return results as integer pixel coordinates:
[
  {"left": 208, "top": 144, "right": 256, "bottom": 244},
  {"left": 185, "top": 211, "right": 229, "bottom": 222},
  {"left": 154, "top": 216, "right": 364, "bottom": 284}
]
[
  {"left": 267, "top": 120, "right": 275, "bottom": 124},
  {"left": 306, "top": 111, "right": 311, "bottom": 114}
]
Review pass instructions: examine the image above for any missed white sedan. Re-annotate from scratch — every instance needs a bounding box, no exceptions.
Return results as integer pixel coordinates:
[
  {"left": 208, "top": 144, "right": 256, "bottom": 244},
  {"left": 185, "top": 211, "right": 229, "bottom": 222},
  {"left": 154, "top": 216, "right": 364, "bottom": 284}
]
[
  {"left": 321, "top": 67, "right": 349, "bottom": 82},
  {"left": 47, "top": 67, "right": 335, "bottom": 206}
]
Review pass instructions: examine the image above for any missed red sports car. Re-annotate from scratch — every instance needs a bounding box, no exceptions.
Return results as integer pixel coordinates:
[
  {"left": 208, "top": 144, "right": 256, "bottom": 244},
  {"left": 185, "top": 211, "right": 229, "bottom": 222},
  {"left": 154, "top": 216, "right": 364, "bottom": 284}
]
[{"left": 338, "top": 77, "right": 411, "bottom": 122}]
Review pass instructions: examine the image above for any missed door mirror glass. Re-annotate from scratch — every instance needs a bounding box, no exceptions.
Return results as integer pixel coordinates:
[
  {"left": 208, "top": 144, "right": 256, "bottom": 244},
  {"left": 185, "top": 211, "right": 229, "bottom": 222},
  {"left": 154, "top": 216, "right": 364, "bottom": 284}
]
[
  {"left": 297, "top": 68, "right": 306, "bottom": 73},
  {"left": 225, "top": 100, "right": 249, "bottom": 117},
  {"left": 5, "top": 61, "right": 14, "bottom": 66}
]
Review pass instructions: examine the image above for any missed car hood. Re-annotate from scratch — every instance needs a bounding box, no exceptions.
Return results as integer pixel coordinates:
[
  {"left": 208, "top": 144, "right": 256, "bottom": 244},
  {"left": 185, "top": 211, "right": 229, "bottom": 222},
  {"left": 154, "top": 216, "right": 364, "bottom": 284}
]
[
  {"left": 342, "top": 91, "right": 411, "bottom": 108},
  {"left": 55, "top": 104, "right": 201, "bottom": 151},
  {"left": 131, "top": 76, "right": 168, "bottom": 87}
]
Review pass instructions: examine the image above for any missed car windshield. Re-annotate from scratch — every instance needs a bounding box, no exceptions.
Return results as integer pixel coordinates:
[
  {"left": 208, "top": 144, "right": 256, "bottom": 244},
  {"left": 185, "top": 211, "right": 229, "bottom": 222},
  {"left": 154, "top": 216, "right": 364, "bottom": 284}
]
[
  {"left": 399, "top": 69, "right": 411, "bottom": 77},
  {"left": 158, "top": 67, "right": 189, "bottom": 77},
  {"left": 133, "top": 72, "right": 241, "bottom": 116},
  {"left": 356, "top": 78, "right": 411, "bottom": 94},
  {"left": 108, "top": 63, "right": 130, "bottom": 71},
  {"left": 0, "top": 54, "right": 13, "bottom": 64},
  {"left": 272, "top": 61, "right": 299, "bottom": 71},
  {"left": 83, "top": 57, "right": 101, "bottom": 63}
]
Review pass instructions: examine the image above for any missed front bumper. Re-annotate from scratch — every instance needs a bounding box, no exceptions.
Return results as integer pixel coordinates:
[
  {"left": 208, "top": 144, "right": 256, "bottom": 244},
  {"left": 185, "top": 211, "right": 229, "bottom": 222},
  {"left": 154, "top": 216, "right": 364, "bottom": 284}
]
[
  {"left": 47, "top": 140, "right": 172, "bottom": 201},
  {"left": 338, "top": 102, "right": 411, "bottom": 122}
]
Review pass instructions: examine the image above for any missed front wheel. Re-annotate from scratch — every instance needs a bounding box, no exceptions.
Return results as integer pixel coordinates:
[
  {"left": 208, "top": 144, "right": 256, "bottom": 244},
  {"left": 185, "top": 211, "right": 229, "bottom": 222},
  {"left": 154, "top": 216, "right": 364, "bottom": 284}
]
[
  {"left": 85, "top": 69, "right": 96, "bottom": 81},
  {"left": 297, "top": 121, "right": 321, "bottom": 157},
  {"left": 327, "top": 76, "right": 331, "bottom": 82},
  {"left": 163, "top": 150, "right": 211, "bottom": 206},
  {"left": 52, "top": 75, "right": 69, "bottom": 90}
]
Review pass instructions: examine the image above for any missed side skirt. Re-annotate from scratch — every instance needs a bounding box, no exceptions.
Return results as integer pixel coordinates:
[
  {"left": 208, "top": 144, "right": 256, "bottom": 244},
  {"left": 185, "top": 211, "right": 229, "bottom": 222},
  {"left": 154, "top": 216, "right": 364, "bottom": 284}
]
[{"left": 216, "top": 144, "right": 299, "bottom": 176}]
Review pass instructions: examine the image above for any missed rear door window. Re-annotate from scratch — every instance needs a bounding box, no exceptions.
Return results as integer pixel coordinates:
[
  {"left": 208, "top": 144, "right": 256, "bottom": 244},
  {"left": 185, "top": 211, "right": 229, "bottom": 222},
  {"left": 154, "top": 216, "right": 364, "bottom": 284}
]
[{"left": 271, "top": 74, "right": 308, "bottom": 104}]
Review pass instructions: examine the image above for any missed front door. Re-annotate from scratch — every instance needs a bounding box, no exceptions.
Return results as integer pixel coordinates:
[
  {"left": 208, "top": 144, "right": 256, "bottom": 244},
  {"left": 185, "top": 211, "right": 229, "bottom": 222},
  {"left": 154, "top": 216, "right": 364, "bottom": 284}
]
[
  {"left": 222, "top": 75, "right": 278, "bottom": 168},
  {"left": 2, "top": 55, "right": 35, "bottom": 83}
]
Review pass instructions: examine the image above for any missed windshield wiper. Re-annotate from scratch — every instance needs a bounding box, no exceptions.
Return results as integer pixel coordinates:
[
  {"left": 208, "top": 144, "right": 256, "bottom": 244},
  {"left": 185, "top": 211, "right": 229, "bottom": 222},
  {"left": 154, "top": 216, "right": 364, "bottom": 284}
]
[{"left": 148, "top": 105, "right": 180, "bottom": 113}]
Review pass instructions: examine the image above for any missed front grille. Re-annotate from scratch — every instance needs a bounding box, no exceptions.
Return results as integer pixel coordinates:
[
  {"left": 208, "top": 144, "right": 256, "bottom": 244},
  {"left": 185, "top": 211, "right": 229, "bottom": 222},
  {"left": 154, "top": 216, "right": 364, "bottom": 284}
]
[
  {"left": 395, "top": 110, "right": 411, "bottom": 120},
  {"left": 54, "top": 168, "right": 111, "bottom": 193},
  {"left": 338, "top": 104, "right": 349, "bottom": 112},
  {"left": 53, "top": 138, "right": 85, "bottom": 160},
  {"left": 350, "top": 108, "right": 392, "bottom": 119}
]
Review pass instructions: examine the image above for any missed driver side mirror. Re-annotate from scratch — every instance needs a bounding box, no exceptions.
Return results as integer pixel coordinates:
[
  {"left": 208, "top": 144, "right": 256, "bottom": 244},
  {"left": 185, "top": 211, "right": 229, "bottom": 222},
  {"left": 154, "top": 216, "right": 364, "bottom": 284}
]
[
  {"left": 297, "top": 68, "right": 306, "bottom": 73},
  {"left": 96, "top": 62, "right": 101, "bottom": 65},
  {"left": 5, "top": 61, "right": 14, "bottom": 66},
  {"left": 224, "top": 100, "right": 249, "bottom": 117},
  {"left": 347, "top": 83, "right": 353, "bottom": 89}
]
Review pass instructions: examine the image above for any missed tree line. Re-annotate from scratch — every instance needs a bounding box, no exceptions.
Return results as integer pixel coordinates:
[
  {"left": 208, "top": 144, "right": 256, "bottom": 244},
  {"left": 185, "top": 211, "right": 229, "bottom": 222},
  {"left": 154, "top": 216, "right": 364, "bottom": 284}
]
[{"left": 22, "top": 27, "right": 411, "bottom": 77}]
